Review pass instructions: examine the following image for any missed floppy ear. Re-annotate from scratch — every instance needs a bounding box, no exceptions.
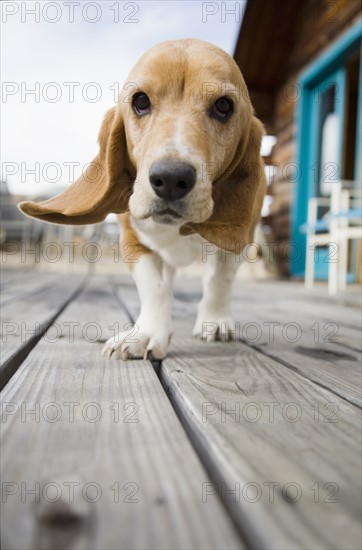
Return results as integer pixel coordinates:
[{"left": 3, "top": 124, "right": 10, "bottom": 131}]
[
  {"left": 18, "top": 107, "right": 133, "bottom": 225},
  {"left": 180, "top": 116, "right": 266, "bottom": 253}
]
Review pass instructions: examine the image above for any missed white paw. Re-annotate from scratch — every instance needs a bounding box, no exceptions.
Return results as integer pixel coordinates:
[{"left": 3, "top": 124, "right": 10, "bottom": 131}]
[
  {"left": 102, "top": 324, "right": 171, "bottom": 360},
  {"left": 193, "top": 309, "right": 236, "bottom": 342}
]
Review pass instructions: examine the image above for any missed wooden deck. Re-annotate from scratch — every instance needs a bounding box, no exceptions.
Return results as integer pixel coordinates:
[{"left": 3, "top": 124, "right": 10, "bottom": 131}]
[{"left": 1, "top": 270, "right": 361, "bottom": 550}]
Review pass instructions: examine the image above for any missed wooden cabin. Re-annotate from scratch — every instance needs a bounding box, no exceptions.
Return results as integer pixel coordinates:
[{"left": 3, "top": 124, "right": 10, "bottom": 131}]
[{"left": 234, "top": 0, "right": 361, "bottom": 278}]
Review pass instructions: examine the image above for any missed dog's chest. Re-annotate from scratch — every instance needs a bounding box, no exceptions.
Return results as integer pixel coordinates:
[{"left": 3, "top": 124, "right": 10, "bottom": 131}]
[{"left": 131, "top": 217, "right": 202, "bottom": 267}]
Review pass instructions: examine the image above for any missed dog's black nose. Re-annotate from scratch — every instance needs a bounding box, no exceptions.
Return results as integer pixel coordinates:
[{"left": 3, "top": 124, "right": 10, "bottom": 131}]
[{"left": 149, "top": 161, "right": 196, "bottom": 200}]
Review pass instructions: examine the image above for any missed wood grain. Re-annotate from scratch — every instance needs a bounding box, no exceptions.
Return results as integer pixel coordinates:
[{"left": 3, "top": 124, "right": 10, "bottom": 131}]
[
  {"left": 115, "top": 277, "right": 361, "bottom": 549},
  {"left": 0, "top": 271, "right": 65, "bottom": 306},
  {"left": 1, "top": 277, "right": 243, "bottom": 550},
  {"left": 0, "top": 274, "right": 85, "bottom": 389},
  {"left": 162, "top": 323, "right": 362, "bottom": 550},
  {"left": 173, "top": 278, "right": 362, "bottom": 406}
]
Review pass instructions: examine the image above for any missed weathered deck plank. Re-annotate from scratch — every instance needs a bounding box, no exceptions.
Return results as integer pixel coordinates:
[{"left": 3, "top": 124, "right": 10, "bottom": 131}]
[
  {"left": 229, "top": 299, "right": 361, "bottom": 406},
  {"left": 175, "top": 278, "right": 362, "bottom": 350},
  {"left": 1, "top": 268, "right": 33, "bottom": 285},
  {"left": 0, "top": 274, "right": 85, "bottom": 389},
  {"left": 173, "top": 279, "right": 362, "bottom": 406},
  {"left": 0, "top": 271, "right": 66, "bottom": 306},
  {"left": 113, "top": 275, "right": 361, "bottom": 405},
  {"left": 114, "top": 278, "right": 362, "bottom": 550},
  {"left": 2, "top": 271, "right": 361, "bottom": 550},
  {"left": 1, "top": 278, "right": 243, "bottom": 550},
  {"left": 162, "top": 326, "right": 362, "bottom": 550},
  {"left": 232, "top": 281, "right": 362, "bottom": 352}
]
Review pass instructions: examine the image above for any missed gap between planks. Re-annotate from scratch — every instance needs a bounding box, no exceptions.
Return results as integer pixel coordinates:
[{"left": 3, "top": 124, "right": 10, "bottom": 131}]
[
  {"left": 114, "top": 278, "right": 362, "bottom": 550},
  {"left": 1, "top": 276, "right": 243, "bottom": 550},
  {"left": 0, "top": 275, "right": 87, "bottom": 390},
  {"left": 113, "top": 276, "right": 362, "bottom": 408}
]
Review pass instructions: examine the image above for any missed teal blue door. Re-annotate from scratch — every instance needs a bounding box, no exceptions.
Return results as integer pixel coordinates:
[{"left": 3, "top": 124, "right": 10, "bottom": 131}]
[
  {"left": 307, "top": 70, "right": 346, "bottom": 280},
  {"left": 291, "top": 21, "right": 361, "bottom": 279}
]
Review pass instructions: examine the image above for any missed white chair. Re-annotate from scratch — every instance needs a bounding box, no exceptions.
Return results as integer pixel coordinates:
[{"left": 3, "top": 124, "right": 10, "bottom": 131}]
[{"left": 304, "top": 180, "right": 362, "bottom": 294}]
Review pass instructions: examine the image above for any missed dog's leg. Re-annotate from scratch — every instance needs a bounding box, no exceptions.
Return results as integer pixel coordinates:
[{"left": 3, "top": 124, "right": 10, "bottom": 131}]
[
  {"left": 193, "top": 249, "right": 240, "bottom": 341},
  {"left": 103, "top": 253, "right": 174, "bottom": 360}
]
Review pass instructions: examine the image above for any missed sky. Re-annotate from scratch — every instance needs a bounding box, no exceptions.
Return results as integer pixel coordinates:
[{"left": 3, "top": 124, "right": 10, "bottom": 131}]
[{"left": 1, "top": 0, "right": 246, "bottom": 196}]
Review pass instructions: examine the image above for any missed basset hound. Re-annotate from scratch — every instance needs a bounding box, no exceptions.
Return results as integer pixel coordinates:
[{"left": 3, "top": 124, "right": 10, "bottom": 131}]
[{"left": 19, "top": 39, "right": 266, "bottom": 360}]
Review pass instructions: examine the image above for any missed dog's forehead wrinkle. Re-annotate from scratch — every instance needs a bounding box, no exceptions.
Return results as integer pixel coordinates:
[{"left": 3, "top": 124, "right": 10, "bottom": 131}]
[
  {"left": 139, "top": 38, "right": 238, "bottom": 71},
  {"left": 128, "top": 43, "right": 242, "bottom": 101}
]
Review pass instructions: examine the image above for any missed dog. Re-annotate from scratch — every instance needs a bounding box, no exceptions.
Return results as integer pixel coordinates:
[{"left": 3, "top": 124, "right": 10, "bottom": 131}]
[{"left": 19, "top": 39, "right": 266, "bottom": 360}]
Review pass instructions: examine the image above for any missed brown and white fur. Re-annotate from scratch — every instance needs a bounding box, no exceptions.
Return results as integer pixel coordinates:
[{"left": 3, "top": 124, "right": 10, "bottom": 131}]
[{"left": 19, "top": 39, "right": 266, "bottom": 361}]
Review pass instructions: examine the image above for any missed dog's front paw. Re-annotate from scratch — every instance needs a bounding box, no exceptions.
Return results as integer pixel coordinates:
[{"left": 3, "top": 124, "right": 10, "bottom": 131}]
[
  {"left": 193, "top": 309, "right": 236, "bottom": 342},
  {"left": 102, "top": 324, "right": 171, "bottom": 360}
]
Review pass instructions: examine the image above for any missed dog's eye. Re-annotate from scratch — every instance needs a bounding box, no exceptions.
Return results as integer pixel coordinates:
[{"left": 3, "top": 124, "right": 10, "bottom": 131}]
[
  {"left": 212, "top": 97, "right": 233, "bottom": 121},
  {"left": 132, "top": 93, "right": 151, "bottom": 116}
]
